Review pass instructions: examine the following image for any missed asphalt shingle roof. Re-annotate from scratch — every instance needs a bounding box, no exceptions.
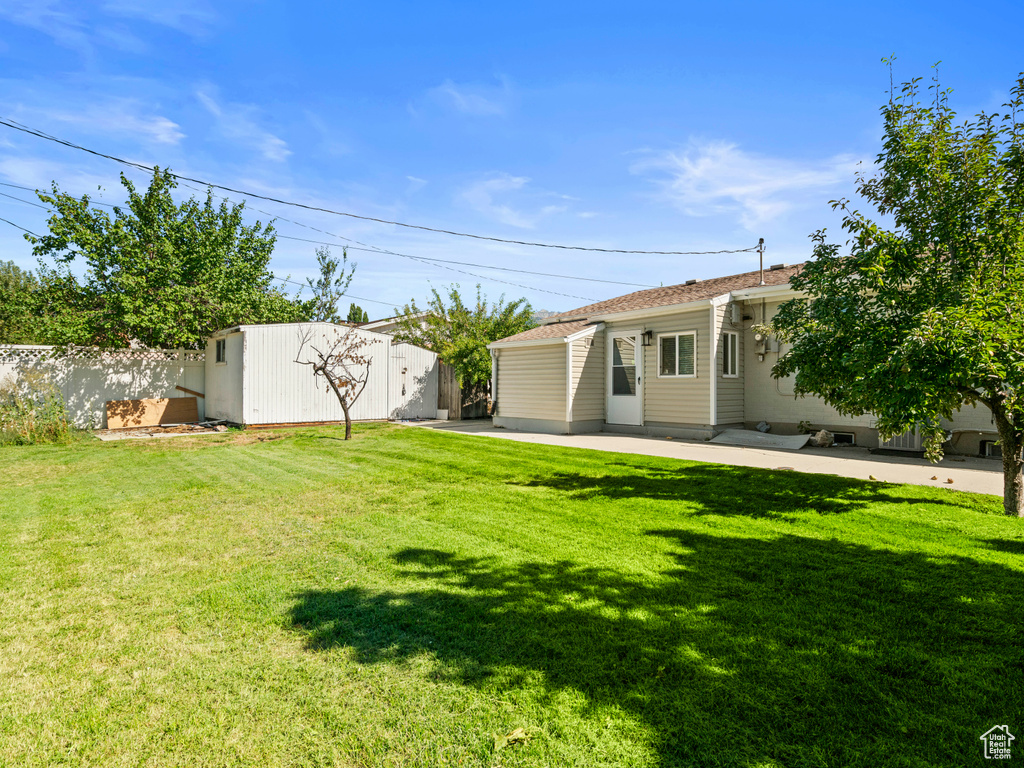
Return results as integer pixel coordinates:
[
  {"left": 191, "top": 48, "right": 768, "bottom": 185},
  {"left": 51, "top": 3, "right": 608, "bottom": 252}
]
[{"left": 492, "top": 264, "right": 803, "bottom": 346}]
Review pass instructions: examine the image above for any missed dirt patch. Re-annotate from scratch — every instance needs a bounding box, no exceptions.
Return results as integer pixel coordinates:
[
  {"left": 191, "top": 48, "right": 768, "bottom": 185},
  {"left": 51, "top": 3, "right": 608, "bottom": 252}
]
[{"left": 94, "top": 424, "right": 229, "bottom": 441}]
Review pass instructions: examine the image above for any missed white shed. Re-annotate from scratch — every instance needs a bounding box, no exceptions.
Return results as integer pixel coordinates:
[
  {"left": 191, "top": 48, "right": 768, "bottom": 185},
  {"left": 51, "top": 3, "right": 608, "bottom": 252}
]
[{"left": 204, "top": 323, "right": 438, "bottom": 426}]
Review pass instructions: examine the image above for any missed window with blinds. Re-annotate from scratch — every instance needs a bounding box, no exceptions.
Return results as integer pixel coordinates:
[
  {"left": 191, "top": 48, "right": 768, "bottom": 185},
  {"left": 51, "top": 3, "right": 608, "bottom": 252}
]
[{"left": 658, "top": 332, "right": 696, "bottom": 377}]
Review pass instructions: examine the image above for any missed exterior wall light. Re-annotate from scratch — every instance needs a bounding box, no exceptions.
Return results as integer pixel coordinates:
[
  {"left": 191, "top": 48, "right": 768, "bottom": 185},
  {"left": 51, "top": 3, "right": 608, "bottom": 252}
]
[{"left": 642, "top": 330, "right": 654, "bottom": 347}]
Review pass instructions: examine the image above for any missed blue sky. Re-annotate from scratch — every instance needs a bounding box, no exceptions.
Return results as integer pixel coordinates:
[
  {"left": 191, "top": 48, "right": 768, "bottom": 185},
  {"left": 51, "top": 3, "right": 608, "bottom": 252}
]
[{"left": 1, "top": 1, "right": 1023, "bottom": 316}]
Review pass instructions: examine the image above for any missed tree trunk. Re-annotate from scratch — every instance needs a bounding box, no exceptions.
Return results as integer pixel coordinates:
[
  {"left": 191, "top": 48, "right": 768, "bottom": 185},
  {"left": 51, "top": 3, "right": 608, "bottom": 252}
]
[
  {"left": 323, "top": 370, "right": 354, "bottom": 441},
  {"left": 992, "top": 407, "right": 1024, "bottom": 517},
  {"left": 341, "top": 400, "right": 352, "bottom": 441}
]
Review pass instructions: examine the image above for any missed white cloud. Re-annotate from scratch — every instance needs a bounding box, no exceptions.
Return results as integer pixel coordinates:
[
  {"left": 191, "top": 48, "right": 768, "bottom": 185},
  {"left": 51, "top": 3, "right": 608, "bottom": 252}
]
[
  {"left": 43, "top": 103, "right": 184, "bottom": 145},
  {"left": 632, "top": 140, "right": 861, "bottom": 229},
  {"left": 426, "top": 78, "right": 511, "bottom": 117},
  {"left": 0, "top": 0, "right": 215, "bottom": 57},
  {"left": 405, "top": 176, "right": 427, "bottom": 194},
  {"left": 0, "top": 154, "right": 114, "bottom": 194},
  {"left": 459, "top": 174, "right": 578, "bottom": 229},
  {"left": 101, "top": 0, "right": 216, "bottom": 33},
  {"left": 196, "top": 88, "right": 291, "bottom": 162},
  {"left": 0, "top": 1, "right": 92, "bottom": 56},
  {"left": 460, "top": 175, "right": 535, "bottom": 228}
]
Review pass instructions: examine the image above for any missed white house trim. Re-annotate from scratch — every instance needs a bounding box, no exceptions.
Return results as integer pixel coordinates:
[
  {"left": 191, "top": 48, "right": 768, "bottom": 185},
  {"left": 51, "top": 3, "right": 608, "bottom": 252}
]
[
  {"left": 708, "top": 296, "right": 729, "bottom": 425},
  {"left": 487, "top": 337, "right": 569, "bottom": 350},
  {"left": 565, "top": 323, "right": 603, "bottom": 343},
  {"left": 730, "top": 284, "right": 807, "bottom": 301},
  {"left": 589, "top": 296, "right": 729, "bottom": 324},
  {"left": 487, "top": 322, "right": 603, "bottom": 350},
  {"left": 565, "top": 341, "right": 573, "bottom": 422}
]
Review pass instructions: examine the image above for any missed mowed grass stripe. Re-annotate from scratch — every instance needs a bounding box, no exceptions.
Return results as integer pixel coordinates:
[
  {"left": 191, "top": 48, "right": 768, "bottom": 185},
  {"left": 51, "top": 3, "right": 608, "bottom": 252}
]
[{"left": 0, "top": 424, "right": 1021, "bottom": 767}]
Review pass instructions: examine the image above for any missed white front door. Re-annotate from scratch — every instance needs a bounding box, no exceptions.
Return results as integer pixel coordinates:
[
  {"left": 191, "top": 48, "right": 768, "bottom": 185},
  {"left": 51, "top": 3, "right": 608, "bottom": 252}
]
[{"left": 606, "top": 331, "right": 643, "bottom": 425}]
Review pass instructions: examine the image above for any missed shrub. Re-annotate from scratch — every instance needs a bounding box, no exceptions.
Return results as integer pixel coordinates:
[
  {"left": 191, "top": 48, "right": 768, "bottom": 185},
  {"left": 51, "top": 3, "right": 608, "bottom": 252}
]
[{"left": 0, "top": 370, "right": 73, "bottom": 445}]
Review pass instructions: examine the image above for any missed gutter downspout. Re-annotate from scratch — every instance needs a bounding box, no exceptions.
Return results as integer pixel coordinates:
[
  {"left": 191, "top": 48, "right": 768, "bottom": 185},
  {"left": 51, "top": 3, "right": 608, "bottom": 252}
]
[
  {"left": 709, "top": 300, "right": 717, "bottom": 428},
  {"left": 565, "top": 340, "right": 573, "bottom": 426},
  {"left": 490, "top": 349, "right": 498, "bottom": 417}
]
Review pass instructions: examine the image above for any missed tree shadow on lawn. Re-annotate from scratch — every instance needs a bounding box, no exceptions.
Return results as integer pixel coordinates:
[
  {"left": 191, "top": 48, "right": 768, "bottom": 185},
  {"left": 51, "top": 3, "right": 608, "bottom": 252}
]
[
  {"left": 289, "top": 535, "right": 1023, "bottom": 767},
  {"left": 514, "top": 462, "right": 976, "bottom": 518}
]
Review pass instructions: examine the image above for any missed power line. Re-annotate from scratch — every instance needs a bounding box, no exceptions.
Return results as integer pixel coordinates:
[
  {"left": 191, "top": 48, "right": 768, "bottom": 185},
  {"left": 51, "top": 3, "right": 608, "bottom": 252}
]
[
  {"left": 0, "top": 213, "right": 405, "bottom": 311},
  {"left": 168, "top": 179, "right": 599, "bottom": 301},
  {"left": 0, "top": 180, "right": 599, "bottom": 303},
  {"left": 275, "top": 233, "right": 658, "bottom": 288},
  {"left": 0, "top": 190, "right": 52, "bottom": 210},
  {"left": 0, "top": 216, "right": 41, "bottom": 237},
  {"left": 0, "top": 115, "right": 759, "bottom": 256},
  {"left": 271, "top": 275, "right": 397, "bottom": 309}
]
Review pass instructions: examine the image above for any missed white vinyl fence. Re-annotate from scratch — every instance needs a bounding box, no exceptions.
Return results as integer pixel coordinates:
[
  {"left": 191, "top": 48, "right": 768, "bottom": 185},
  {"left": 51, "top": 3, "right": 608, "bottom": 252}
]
[{"left": 0, "top": 346, "right": 206, "bottom": 428}]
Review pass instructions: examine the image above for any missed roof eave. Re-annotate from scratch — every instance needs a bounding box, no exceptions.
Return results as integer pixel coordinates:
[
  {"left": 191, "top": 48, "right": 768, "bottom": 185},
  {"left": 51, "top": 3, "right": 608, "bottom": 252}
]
[
  {"left": 588, "top": 296, "right": 726, "bottom": 323},
  {"left": 730, "top": 283, "right": 803, "bottom": 301},
  {"left": 488, "top": 322, "right": 604, "bottom": 349}
]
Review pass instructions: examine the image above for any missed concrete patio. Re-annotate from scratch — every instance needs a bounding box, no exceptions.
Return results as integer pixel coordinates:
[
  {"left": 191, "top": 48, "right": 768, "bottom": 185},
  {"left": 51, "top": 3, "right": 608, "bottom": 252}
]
[{"left": 409, "top": 419, "right": 1004, "bottom": 497}]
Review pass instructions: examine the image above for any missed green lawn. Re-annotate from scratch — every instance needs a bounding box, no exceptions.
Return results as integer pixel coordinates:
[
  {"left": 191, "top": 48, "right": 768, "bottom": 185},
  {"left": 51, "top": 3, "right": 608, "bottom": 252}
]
[{"left": 0, "top": 424, "right": 1021, "bottom": 767}]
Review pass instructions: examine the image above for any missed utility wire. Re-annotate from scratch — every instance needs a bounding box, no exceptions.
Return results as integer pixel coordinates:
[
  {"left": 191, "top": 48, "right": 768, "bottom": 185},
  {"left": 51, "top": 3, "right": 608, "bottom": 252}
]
[
  {"left": 168, "top": 179, "right": 599, "bottom": 301},
  {"left": 0, "top": 190, "right": 51, "bottom": 210},
  {"left": 0, "top": 184, "right": 597, "bottom": 301},
  {"left": 0, "top": 216, "right": 41, "bottom": 237},
  {"left": 0, "top": 115, "right": 759, "bottom": 256},
  {"left": 0, "top": 213, "right": 403, "bottom": 310},
  {"left": 2, "top": 177, "right": 604, "bottom": 298},
  {"left": 275, "top": 233, "right": 658, "bottom": 288}
]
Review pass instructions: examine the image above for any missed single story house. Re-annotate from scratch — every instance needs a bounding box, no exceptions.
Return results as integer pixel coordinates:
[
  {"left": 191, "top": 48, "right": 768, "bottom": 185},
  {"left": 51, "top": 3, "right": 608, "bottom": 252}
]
[
  {"left": 204, "top": 322, "right": 439, "bottom": 426},
  {"left": 488, "top": 264, "right": 1000, "bottom": 454}
]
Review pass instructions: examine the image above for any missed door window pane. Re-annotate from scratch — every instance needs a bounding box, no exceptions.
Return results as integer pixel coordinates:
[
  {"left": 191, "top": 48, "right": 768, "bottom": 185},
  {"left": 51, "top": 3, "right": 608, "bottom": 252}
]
[
  {"left": 612, "top": 365, "right": 636, "bottom": 395},
  {"left": 612, "top": 336, "right": 637, "bottom": 395},
  {"left": 612, "top": 337, "right": 635, "bottom": 367}
]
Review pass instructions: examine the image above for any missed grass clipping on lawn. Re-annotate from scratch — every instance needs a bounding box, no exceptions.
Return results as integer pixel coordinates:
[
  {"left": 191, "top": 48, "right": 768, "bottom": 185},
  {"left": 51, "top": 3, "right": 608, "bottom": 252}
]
[{"left": 0, "top": 423, "right": 1021, "bottom": 767}]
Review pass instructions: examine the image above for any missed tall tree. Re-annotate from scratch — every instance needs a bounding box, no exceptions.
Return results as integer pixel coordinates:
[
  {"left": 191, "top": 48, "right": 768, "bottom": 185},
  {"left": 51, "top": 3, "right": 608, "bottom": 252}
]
[
  {"left": 0, "top": 261, "right": 39, "bottom": 344},
  {"left": 391, "top": 285, "right": 534, "bottom": 389},
  {"left": 770, "top": 66, "right": 1024, "bottom": 516},
  {"left": 28, "top": 167, "right": 303, "bottom": 349},
  {"left": 304, "top": 246, "right": 355, "bottom": 323},
  {"left": 346, "top": 303, "right": 369, "bottom": 324}
]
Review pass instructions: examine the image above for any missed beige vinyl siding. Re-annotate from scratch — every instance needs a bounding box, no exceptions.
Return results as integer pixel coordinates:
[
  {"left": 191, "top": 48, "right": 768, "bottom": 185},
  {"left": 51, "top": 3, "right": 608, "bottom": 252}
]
[
  {"left": 570, "top": 331, "right": 604, "bottom": 421},
  {"left": 495, "top": 344, "right": 567, "bottom": 421},
  {"left": 716, "top": 302, "right": 744, "bottom": 425},
  {"left": 745, "top": 298, "right": 1001, "bottom": 438},
  {"left": 943, "top": 403, "right": 996, "bottom": 433},
  {"left": 744, "top": 299, "right": 874, "bottom": 428},
  {"left": 608, "top": 308, "right": 711, "bottom": 425}
]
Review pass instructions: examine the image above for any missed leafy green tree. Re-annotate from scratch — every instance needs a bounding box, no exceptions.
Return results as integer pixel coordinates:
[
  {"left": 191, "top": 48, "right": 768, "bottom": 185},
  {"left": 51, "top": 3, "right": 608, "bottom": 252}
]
[
  {"left": 770, "top": 67, "right": 1024, "bottom": 516},
  {"left": 27, "top": 167, "right": 303, "bottom": 349},
  {"left": 346, "top": 303, "right": 369, "bottom": 324},
  {"left": 304, "top": 246, "right": 355, "bottom": 323},
  {"left": 0, "top": 261, "right": 40, "bottom": 344},
  {"left": 391, "top": 285, "right": 534, "bottom": 389}
]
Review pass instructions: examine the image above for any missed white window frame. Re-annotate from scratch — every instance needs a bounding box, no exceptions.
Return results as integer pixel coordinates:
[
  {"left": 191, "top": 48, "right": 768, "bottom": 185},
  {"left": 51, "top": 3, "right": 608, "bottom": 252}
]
[
  {"left": 657, "top": 331, "right": 697, "bottom": 378},
  {"left": 215, "top": 339, "right": 227, "bottom": 365},
  {"left": 722, "top": 331, "right": 739, "bottom": 378}
]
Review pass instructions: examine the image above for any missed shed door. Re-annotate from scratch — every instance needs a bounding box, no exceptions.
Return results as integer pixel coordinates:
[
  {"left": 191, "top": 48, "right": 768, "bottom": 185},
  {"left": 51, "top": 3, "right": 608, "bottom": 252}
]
[{"left": 606, "top": 331, "right": 643, "bottom": 425}]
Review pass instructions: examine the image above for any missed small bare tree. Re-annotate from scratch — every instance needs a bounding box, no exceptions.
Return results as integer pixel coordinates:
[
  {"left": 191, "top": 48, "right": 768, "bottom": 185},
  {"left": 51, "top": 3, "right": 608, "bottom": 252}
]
[{"left": 295, "top": 326, "right": 378, "bottom": 440}]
